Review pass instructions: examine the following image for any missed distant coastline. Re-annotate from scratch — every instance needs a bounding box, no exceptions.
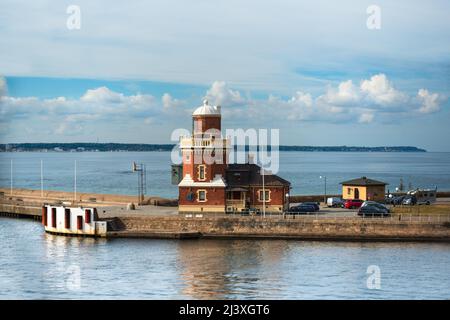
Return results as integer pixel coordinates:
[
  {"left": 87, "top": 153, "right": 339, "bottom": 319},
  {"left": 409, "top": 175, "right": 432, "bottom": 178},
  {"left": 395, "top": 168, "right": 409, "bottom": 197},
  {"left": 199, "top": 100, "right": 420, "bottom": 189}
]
[{"left": 0, "top": 143, "right": 427, "bottom": 152}]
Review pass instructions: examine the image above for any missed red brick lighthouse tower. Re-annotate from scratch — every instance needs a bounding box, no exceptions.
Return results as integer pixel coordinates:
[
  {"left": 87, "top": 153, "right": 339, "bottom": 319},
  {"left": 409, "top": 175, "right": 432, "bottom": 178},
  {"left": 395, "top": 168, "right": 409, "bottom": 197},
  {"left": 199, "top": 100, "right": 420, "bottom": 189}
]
[{"left": 178, "top": 99, "right": 230, "bottom": 213}]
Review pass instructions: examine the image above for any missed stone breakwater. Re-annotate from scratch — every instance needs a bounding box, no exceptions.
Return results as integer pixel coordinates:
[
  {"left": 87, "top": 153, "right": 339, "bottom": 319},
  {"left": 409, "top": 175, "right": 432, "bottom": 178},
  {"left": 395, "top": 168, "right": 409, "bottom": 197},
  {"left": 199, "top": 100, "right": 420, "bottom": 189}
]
[
  {"left": 1, "top": 202, "right": 450, "bottom": 242},
  {"left": 110, "top": 215, "right": 450, "bottom": 242}
]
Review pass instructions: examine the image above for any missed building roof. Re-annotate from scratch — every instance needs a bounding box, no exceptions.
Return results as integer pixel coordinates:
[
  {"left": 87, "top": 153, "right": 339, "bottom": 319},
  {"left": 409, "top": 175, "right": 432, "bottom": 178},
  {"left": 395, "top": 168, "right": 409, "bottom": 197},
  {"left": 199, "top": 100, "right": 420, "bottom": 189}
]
[
  {"left": 340, "top": 176, "right": 388, "bottom": 186},
  {"left": 192, "top": 99, "right": 221, "bottom": 116},
  {"left": 226, "top": 163, "right": 291, "bottom": 187}
]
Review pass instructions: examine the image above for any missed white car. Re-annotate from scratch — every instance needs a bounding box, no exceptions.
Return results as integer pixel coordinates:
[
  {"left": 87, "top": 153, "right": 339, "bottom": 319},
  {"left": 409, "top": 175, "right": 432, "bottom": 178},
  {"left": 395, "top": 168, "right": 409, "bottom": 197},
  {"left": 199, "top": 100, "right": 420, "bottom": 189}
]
[{"left": 327, "top": 197, "right": 344, "bottom": 207}]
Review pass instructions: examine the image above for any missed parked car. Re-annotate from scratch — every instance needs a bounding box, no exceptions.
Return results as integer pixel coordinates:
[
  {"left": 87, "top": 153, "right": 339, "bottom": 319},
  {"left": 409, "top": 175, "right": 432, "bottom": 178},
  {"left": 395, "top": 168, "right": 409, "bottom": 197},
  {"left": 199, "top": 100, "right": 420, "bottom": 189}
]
[
  {"left": 362, "top": 201, "right": 390, "bottom": 212},
  {"left": 327, "top": 197, "right": 344, "bottom": 208},
  {"left": 387, "top": 195, "right": 405, "bottom": 205},
  {"left": 344, "top": 199, "right": 364, "bottom": 209},
  {"left": 302, "top": 202, "right": 320, "bottom": 211},
  {"left": 287, "top": 204, "right": 317, "bottom": 214},
  {"left": 358, "top": 205, "right": 391, "bottom": 217},
  {"left": 402, "top": 195, "right": 417, "bottom": 206}
]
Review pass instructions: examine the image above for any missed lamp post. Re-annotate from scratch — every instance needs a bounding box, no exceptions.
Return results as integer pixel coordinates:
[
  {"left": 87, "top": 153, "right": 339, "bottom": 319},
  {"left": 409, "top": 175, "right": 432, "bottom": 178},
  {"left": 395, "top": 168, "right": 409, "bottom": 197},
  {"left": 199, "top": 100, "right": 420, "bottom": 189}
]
[
  {"left": 262, "top": 167, "right": 265, "bottom": 218},
  {"left": 74, "top": 160, "right": 77, "bottom": 202},
  {"left": 320, "top": 175, "right": 327, "bottom": 205},
  {"left": 10, "top": 159, "right": 13, "bottom": 196},
  {"left": 285, "top": 192, "right": 290, "bottom": 211},
  {"left": 40, "top": 159, "right": 43, "bottom": 198}
]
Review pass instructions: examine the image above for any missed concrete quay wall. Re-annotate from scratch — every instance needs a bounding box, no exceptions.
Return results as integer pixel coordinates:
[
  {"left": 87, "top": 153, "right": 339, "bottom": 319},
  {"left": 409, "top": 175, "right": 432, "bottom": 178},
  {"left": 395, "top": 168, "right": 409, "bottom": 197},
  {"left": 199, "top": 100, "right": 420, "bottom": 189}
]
[{"left": 116, "top": 215, "right": 450, "bottom": 241}]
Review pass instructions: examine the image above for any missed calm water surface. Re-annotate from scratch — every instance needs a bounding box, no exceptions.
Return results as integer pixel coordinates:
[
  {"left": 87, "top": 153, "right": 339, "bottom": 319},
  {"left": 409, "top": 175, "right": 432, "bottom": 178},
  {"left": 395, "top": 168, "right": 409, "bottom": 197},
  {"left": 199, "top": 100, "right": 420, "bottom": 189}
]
[
  {"left": 0, "top": 218, "right": 449, "bottom": 299},
  {"left": 0, "top": 151, "right": 449, "bottom": 197}
]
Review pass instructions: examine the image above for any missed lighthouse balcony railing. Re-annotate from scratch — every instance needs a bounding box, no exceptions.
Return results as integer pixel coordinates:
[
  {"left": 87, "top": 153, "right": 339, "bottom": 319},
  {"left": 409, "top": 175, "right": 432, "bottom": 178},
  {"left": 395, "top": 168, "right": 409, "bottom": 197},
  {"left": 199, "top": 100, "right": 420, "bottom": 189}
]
[{"left": 180, "top": 137, "right": 231, "bottom": 148}]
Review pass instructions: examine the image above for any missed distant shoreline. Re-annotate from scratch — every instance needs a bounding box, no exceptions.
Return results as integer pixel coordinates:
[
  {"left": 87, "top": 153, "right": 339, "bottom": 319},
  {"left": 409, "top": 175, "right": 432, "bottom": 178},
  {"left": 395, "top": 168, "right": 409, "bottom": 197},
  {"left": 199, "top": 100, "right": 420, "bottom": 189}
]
[{"left": 0, "top": 143, "right": 427, "bottom": 153}]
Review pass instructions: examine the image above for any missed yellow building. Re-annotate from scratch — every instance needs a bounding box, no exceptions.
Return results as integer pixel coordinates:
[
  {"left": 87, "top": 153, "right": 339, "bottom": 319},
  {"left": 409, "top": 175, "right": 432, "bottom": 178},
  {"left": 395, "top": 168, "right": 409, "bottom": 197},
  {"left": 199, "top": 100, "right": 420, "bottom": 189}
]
[{"left": 341, "top": 177, "right": 387, "bottom": 201}]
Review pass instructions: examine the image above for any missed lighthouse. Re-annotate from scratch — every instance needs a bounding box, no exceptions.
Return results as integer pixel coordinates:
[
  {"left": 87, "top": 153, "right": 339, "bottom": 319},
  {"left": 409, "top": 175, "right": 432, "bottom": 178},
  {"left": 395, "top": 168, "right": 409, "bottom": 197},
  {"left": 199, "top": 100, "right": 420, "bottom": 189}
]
[
  {"left": 176, "top": 100, "right": 291, "bottom": 214},
  {"left": 178, "top": 99, "right": 231, "bottom": 213}
]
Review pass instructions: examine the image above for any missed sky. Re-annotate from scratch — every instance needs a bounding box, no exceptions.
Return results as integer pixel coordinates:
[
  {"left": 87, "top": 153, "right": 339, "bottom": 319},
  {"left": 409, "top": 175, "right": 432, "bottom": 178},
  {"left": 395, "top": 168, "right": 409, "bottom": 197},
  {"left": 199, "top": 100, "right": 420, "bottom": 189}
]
[{"left": 0, "top": 0, "right": 449, "bottom": 151}]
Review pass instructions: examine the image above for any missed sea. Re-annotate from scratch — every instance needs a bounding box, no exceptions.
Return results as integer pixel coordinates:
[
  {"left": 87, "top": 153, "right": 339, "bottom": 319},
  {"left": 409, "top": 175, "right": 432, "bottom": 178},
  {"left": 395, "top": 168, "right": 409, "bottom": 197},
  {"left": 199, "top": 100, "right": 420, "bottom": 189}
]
[
  {"left": 0, "top": 151, "right": 449, "bottom": 299},
  {"left": 0, "top": 151, "right": 449, "bottom": 198}
]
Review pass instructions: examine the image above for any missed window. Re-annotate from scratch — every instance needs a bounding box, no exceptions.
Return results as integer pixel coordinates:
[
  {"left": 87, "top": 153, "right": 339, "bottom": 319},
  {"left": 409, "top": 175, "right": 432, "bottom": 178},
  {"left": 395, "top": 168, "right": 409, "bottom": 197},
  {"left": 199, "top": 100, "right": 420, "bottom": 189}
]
[
  {"left": 52, "top": 208, "right": 57, "bottom": 228},
  {"left": 185, "top": 152, "right": 191, "bottom": 164},
  {"left": 197, "top": 190, "right": 207, "bottom": 202},
  {"left": 258, "top": 190, "right": 271, "bottom": 202},
  {"left": 232, "top": 191, "right": 241, "bottom": 200},
  {"left": 65, "top": 208, "right": 71, "bottom": 229},
  {"left": 85, "top": 209, "right": 91, "bottom": 224},
  {"left": 198, "top": 165, "right": 206, "bottom": 181},
  {"left": 347, "top": 188, "right": 352, "bottom": 195},
  {"left": 77, "top": 216, "right": 83, "bottom": 230},
  {"left": 42, "top": 207, "right": 47, "bottom": 226}
]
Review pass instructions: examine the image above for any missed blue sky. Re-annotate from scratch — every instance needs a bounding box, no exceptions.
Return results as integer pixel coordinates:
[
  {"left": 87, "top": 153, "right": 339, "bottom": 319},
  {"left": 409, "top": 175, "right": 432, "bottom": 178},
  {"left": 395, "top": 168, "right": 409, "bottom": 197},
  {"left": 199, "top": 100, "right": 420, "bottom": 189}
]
[{"left": 0, "top": 0, "right": 449, "bottom": 150}]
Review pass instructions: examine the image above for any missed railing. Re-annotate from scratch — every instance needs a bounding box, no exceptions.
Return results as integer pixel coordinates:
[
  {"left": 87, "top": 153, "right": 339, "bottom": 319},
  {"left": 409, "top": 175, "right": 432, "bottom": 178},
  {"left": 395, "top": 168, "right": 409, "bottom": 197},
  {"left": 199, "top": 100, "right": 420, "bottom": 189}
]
[
  {"left": 181, "top": 212, "right": 450, "bottom": 224},
  {"left": 179, "top": 137, "right": 231, "bottom": 149}
]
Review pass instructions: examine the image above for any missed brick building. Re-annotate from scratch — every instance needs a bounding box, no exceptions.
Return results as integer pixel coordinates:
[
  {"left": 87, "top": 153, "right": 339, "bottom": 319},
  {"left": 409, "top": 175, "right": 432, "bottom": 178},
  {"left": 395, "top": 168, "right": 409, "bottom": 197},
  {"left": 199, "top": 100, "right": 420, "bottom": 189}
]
[{"left": 177, "top": 100, "right": 291, "bottom": 214}]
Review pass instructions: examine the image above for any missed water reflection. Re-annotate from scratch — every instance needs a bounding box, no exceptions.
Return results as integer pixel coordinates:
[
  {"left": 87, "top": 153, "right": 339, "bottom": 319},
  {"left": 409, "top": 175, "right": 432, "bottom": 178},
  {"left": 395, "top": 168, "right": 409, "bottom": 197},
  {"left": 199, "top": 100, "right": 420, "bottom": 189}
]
[
  {"left": 1, "top": 218, "right": 450, "bottom": 299},
  {"left": 177, "top": 240, "right": 295, "bottom": 299}
]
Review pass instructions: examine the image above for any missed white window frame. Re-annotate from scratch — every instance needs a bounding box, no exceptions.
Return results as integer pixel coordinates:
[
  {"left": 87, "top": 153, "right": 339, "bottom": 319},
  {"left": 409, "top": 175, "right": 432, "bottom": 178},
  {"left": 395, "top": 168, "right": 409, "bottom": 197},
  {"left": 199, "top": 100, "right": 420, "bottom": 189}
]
[
  {"left": 197, "top": 189, "right": 207, "bottom": 202},
  {"left": 198, "top": 165, "right": 206, "bottom": 181},
  {"left": 258, "top": 189, "right": 271, "bottom": 202}
]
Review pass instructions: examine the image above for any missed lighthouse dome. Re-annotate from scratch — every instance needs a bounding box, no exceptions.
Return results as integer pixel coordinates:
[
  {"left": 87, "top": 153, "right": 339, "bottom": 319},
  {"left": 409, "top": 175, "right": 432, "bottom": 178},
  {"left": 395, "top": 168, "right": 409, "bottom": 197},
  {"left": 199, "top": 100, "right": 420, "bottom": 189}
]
[{"left": 192, "top": 99, "right": 221, "bottom": 116}]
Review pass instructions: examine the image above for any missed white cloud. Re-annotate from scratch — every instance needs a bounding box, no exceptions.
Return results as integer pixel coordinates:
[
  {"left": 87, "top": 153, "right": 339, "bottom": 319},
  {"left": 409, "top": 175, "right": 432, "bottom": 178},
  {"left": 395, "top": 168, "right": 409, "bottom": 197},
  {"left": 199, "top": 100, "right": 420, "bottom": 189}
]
[
  {"left": 417, "top": 89, "right": 440, "bottom": 114},
  {"left": 162, "top": 93, "right": 184, "bottom": 109},
  {"left": 0, "top": 76, "right": 7, "bottom": 97},
  {"left": 320, "top": 80, "right": 360, "bottom": 105},
  {"left": 205, "top": 81, "right": 246, "bottom": 106},
  {"left": 0, "top": 74, "right": 445, "bottom": 141},
  {"left": 358, "top": 112, "right": 375, "bottom": 124},
  {"left": 81, "top": 87, "right": 125, "bottom": 103},
  {"left": 360, "top": 74, "right": 407, "bottom": 106},
  {"left": 206, "top": 74, "right": 444, "bottom": 125}
]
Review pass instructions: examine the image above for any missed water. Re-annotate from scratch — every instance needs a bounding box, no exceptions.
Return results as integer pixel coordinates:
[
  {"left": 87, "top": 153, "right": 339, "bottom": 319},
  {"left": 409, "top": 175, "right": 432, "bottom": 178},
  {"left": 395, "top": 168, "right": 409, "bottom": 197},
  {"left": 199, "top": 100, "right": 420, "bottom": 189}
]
[
  {"left": 0, "top": 152, "right": 449, "bottom": 198},
  {"left": 0, "top": 218, "right": 449, "bottom": 299}
]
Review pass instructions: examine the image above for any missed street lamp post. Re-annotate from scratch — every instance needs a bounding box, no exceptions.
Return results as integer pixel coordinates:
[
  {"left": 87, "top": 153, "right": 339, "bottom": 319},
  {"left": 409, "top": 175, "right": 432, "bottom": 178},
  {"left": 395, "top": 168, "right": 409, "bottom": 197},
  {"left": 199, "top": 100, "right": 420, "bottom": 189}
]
[{"left": 320, "top": 176, "right": 327, "bottom": 205}]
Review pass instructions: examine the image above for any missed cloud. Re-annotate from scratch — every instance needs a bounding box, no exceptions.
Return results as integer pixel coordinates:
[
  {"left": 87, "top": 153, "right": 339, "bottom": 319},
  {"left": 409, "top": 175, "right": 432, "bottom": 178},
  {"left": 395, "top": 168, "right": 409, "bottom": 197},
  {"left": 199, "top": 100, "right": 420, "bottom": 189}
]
[
  {"left": 162, "top": 93, "right": 184, "bottom": 109},
  {"left": 0, "top": 74, "right": 446, "bottom": 142},
  {"left": 360, "top": 74, "right": 407, "bottom": 106},
  {"left": 417, "top": 89, "right": 441, "bottom": 114},
  {"left": 0, "top": 76, "right": 7, "bottom": 97},
  {"left": 319, "top": 80, "right": 360, "bottom": 105},
  {"left": 358, "top": 112, "right": 375, "bottom": 124},
  {"left": 0, "top": 81, "right": 163, "bottom": 136},
  {"left": 81, "top": 86, "right": 125, "bottom": 103},
  {"left": 205, "top": 81, "right": 246, "bottom": 106},
  {"left": 205, "top": 74, "right": 444, "bottom": 125}
]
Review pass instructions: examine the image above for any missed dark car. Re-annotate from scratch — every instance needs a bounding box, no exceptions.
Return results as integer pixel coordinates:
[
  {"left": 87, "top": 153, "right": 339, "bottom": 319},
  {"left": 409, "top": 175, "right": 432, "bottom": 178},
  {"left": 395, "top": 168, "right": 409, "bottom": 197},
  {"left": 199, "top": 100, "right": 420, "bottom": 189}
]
[
  {"left": 302, "top": 202, "right": 320, "bottom": 212},
  {"left": 344, "top": 199, "right": 364, "bottom": 209},
  {"left": 358, "top": 205, "right": 390, "bottom": 217},
  {"left": 402, "top": 195, "right": 417, "bottom": 206},
  {"left": 287, "top": 204, "right": 316, "bottom": 214},
  {"left": 388, "top": 195, "right": 405, "bottom": 205}
]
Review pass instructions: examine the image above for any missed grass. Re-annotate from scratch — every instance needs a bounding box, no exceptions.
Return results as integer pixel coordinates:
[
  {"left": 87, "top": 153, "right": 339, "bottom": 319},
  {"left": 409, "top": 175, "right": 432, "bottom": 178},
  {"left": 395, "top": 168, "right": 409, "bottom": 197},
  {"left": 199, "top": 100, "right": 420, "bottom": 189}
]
[{"left": 391, "top": 204, "right": 450, "bottom": 216}]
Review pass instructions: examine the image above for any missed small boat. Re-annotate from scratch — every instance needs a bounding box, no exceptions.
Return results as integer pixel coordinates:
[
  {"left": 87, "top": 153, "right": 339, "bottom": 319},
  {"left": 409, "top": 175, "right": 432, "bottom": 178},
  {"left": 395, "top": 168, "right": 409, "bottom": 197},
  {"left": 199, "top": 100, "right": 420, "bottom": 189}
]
[{"left": 42, "top": 204, "right": 107, "bottom": 237}]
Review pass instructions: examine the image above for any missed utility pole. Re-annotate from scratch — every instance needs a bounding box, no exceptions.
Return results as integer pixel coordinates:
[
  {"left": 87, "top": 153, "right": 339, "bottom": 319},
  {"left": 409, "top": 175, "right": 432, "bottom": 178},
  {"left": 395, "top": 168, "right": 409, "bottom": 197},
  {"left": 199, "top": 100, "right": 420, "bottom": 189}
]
[
  {"left": 320, "top": 175, "right": 327, "bottom": 204},
  {"left": 41, "top": 160, "right": 43, "bottom": 198},
  {"left": 262, "top": 167, "right": 266, "bottom": 218},
  {"left": 10, "top": 159, "right": 13, "bottom": 196},
  {"left": 74, "top": 160, "right": 77, "bottom": 202}
]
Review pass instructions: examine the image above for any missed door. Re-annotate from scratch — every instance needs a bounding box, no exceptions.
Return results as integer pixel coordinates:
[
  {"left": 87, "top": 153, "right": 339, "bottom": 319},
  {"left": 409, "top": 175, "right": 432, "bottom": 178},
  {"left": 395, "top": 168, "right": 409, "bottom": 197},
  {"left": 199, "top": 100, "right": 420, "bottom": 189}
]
[{"left": 354, "top": 188, "right": 360, "bottom": 199}]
